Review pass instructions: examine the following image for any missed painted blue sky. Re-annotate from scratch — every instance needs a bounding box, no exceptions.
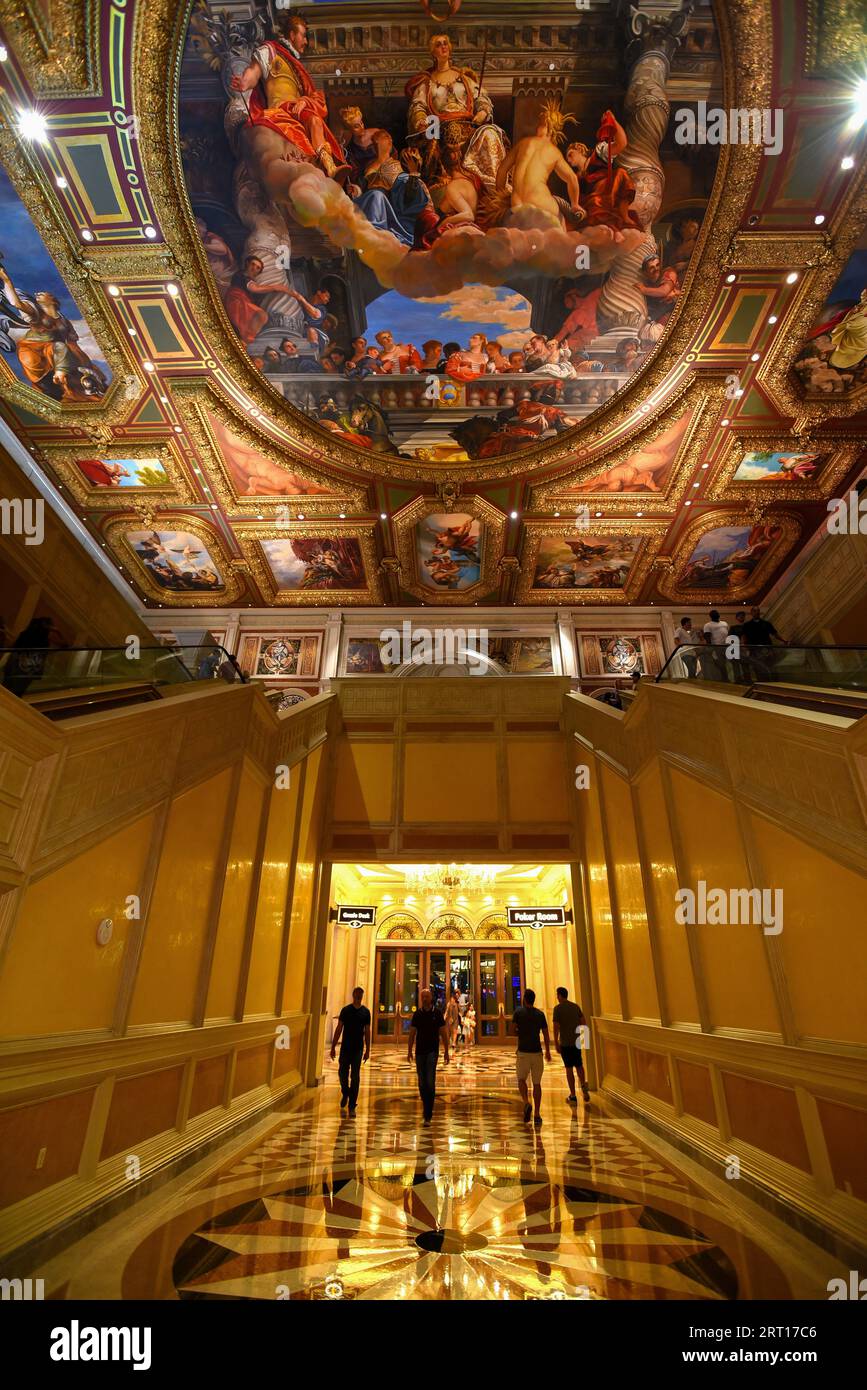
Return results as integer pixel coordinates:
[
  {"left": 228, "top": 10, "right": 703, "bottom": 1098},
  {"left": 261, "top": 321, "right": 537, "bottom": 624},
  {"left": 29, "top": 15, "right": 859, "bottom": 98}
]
[
  {"left": 0, "top": 162, "right": 109, "bottom": 374},
  {"left": 365, "top": 285, "right": 532, "bottom": 353}
]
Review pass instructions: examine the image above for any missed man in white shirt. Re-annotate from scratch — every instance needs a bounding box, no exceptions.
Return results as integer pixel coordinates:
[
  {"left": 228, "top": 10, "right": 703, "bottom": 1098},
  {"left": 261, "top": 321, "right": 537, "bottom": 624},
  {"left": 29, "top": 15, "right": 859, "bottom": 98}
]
[{"left": 702, "top": 609, "right": 729, "bottom": 680}]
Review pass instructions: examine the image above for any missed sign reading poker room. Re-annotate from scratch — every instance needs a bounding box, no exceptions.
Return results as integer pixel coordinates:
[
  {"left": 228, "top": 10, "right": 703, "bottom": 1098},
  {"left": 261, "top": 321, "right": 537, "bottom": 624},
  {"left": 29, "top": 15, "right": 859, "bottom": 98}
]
[
  {"left": 507, "top": 907, "right": 566, "bottom": 930},
  {"left": 337, "top": 905, "right": 377, "bottom": 927}
]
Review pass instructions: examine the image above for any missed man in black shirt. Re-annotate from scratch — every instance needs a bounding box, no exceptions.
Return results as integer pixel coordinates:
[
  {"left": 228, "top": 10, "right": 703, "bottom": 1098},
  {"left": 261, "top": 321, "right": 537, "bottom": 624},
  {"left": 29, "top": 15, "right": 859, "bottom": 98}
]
[
  {"left": 742, "top": 606, "right": 786, "bottom": 680},
  {"left": 512, "top": 988, "right": 552, "bottom": 1128},
  {"left": 407, "top": 987, "right": 450, "bottom": 1125},
  {"left": 330, "top": 986, "right": 371, "bottom": 1115}
]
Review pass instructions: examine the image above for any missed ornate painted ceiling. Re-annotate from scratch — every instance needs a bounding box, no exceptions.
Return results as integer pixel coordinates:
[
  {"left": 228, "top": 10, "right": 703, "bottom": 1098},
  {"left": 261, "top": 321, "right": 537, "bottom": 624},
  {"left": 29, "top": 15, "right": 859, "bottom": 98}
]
[{"left": 0, "top": 0, "right": 865, "bottom": 610}]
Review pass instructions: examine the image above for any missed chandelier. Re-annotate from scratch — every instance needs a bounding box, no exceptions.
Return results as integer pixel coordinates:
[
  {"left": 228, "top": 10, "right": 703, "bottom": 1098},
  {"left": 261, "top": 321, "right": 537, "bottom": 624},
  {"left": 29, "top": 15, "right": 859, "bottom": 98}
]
[{"left": 403, "top": 864, "right": 495, "bottom": 902}]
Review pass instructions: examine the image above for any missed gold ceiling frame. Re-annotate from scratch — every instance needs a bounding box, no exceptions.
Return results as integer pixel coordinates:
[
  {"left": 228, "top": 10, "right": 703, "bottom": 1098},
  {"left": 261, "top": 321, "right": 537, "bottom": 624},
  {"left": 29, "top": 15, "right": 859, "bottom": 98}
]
[
  {"left": 0, "top": 123, "right": 133, "bottom": 424},
  {"left": 655, "top": 508, "right": 803, "bottom": 605},
  {"left": 170, "top": 380, "right": 370, "bottom": 520},
  {"left": 730, "top": 169, "right": 867, "bottom": 425},
  {"left": 233, "top": 519, "right": 383, "bottom": 607},
  {"left": 103, "top": 509, "right": 247, "bottom": 608},
  {"left": 391, "top": 493, "right": 507, "bottom": 606},
  {"left": 0, "top": 0, "right": 99, "bottom": 97},
  {"left": 131, "top": 0, "right": 769, "bottom": 483},
  {"left": 43, "top": 436, "right": 196, "bottom": 509},
  {"left": 515, "top": 518, "right": 667, "bottom": 607},
  {"left": 528, "top": 375, "right": 721, "bottom": 515},
  {"left": 707, "top": 430, "right": 863, "bottom": 505}
]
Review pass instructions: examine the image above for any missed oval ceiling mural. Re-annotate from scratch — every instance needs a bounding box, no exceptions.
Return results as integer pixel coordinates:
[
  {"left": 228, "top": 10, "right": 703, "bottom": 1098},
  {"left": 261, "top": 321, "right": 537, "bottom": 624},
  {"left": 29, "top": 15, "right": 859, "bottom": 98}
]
[{"left": 178, "top": 0, "right": 720, "bottom": 464}]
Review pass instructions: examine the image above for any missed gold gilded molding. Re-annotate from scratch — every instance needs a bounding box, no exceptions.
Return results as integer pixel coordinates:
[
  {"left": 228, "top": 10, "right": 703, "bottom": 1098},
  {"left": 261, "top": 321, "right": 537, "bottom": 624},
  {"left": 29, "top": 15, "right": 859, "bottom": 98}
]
[
  {"left": 171, "top": 381, "right": 370, "bottom": 519},
  {"left": 655, "top": 509, "right": 802, "bottom": 604},
  {"left": 515, "top": 519, "right": 667, "bottom": 606},
  {"left": 234, "top": 520, "right": 382, "bottom": 606},
  {"left": 804, "top": 0, "right": 867, "bottom": 75},
  {"left": 43, "top": 437, "right": 195, "bottom": 509},
  {"left": 103, "top": 510, "right": 247, "bottom": 607},
  {"left": 707, "top": 432, "right": 862, "bottom": 505},
  {"left": 0, "top": 0, "right": 99, "bottom": 96},
  {"left": 529, "top": 378, "right": 720, "bottom": 515},
  {"left": 391, "top": 493, "right": 507, "bottom": 606}
]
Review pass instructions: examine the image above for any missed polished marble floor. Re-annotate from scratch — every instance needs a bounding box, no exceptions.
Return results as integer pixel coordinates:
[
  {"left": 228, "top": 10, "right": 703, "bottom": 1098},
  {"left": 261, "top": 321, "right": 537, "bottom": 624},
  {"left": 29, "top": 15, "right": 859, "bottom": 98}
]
[{"left": 39, "top": 1047, "right": 840, "bottom": 1301}]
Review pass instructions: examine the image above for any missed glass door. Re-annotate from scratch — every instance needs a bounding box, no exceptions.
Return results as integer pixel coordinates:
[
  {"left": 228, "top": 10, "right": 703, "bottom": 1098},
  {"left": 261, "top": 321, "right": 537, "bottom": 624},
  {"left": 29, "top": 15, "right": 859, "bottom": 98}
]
[
  {"left": 477, "top": 948, "right": 525, "bottom": 1043},
  {"left": 374, "top": 946, "right": 523, "bottom": 1043},
  {"left": 375, "top": 950, "right": 398, "bottom": 1038}
]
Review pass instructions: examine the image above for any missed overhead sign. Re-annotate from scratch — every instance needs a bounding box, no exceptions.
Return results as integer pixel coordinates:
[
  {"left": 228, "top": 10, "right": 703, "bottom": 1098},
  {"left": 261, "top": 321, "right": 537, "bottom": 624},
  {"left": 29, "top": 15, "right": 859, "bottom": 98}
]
[
  {"left": 337, "top": 905, "right": 376, "bottom": 928},
  {"left": 507, "top": 907, "right": 566, "bottom": 930}
]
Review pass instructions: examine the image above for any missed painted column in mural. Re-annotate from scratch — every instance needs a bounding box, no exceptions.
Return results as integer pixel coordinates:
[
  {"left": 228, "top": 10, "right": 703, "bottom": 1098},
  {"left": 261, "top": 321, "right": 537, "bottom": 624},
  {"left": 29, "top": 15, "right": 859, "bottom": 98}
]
[{"left": 597, "top": 2, "right": 693, "bottom": 332}]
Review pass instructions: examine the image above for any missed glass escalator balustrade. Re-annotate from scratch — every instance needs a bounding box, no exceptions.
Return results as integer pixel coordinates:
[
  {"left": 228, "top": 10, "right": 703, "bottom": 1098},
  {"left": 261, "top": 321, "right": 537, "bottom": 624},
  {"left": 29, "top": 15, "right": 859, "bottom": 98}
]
[
  {"left": 655, "top": 644, "right": 867, "bottom": 694},
  {"left": 0, "top": 644, "right": 245, "bottom": 699}
]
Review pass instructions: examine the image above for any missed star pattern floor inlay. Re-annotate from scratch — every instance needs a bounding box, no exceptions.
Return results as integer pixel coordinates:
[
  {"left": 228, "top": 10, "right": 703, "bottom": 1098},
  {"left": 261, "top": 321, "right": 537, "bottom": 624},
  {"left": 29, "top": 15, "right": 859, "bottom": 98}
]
[{"left": 35, "top": 1047, "right": 839, "bottom": 1301}]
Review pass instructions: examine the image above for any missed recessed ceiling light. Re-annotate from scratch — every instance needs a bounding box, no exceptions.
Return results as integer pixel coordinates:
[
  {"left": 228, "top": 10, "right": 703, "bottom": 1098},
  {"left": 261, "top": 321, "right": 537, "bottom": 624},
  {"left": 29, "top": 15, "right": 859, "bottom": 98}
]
[
  {"left": 692, "top": 482, "right": 700, "bottom": 487},
  {"left": 684, "top": 499, "right": 692, "bottom": 506},
  {"left": 785, "top": 271, "right": 798, "bottom": 284},
  {"left": 636, "top": 510, "right": 643, "bottom": 517},
  {"left": 0, "top": 45, "right": 8, "bottom": 62},
  {"left": 257, "top": 514, "right": 264, "bottom": 520},
  {"left": 510, "top": 510, "right": 518, "bottom": 519},
  {"left": 554, "top": 511, "right": 560, "bottom": 517},
  {"left": 108, "top": 284, "right": 120, "bottom": 296},
  {"left": 127, "top": 328, "right": 137, "bottom": 336},
  {"left": 55, "top": 175, "right": 67, "bottom": 189},
  {"left": 751, "top": 352, "right": 760, "bottom": 361},
  {"left": 841, "top": 155, "right": 855, "bottom": 171},
  {"left": 173, "top": 425, "right": 182, "bottom": 433},
  {"left": 381, "top": 512, "right": 388, "bottom": 520},
  {"left": 297, "top": 512, "right": 305, "bottom": 520},
  {"left": 339, "top": 512, "right": 346, "bottom": 519},
  {"left": 80, "top": 228, "right": 94, "bottom": 242},
  {"left": 143, "top": 225, "right": 157, "bottom": 239},
  {"left": 721, "top": 418, "right": 730, "bottom": 426},
  {"left": 814, "top": 214, "right": 825, "bottom": 225},
  {"left": 166, "top": 283, "right": 180, "bottom": 296},
  {"left": 595, "top": 511, "right": 602, "bottom": 517},
  {"left": 17, "top": 109, "right": 48, "bottom": 143},
  {"left": 701, "top": 462, "right": 709, "bottom": 469},
  {"left": 143, "top": 360, "right": 155, "bottom": 372},
  {"left": 159, "top": 394, "right": 168, "bottom": 403},
  {"left": 725, "top": 273, "right": 735, "bottom": 284},
  {"left": 768, "top": 315, "right": 778, "bottom": 324},
  {"left": 210, "top": 503, "right": 218, "bottom": 510}
]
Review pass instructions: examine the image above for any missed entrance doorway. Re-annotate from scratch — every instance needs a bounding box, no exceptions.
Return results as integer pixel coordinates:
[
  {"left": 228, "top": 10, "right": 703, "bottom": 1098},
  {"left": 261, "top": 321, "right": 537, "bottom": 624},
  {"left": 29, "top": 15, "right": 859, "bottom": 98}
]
[{"left": 373, "top": 945, "right": 525, "bottom": 1045}]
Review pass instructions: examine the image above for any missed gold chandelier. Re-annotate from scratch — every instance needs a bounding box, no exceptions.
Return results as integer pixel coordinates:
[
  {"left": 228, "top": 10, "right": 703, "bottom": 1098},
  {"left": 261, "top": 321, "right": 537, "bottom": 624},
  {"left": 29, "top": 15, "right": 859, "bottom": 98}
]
[{"left": 403, "top": 863, "right": 496, "bottom": 902}]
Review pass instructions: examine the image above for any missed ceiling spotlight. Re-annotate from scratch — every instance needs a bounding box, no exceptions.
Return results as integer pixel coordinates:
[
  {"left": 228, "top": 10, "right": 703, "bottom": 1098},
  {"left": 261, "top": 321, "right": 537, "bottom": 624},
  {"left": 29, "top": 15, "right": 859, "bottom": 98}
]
[
  {"left": 257, "top": 514, "right": 264, "bottom": 520},
  {"left": 814, "top": 214, "right": 825, "bottom": 225},
  {"left": 380, "top": 512, "right": 388, "bottom": 520},
  {"left": 108, "top": 284, "right": 120, "bottom": 296},
  {"left": 173, "top": 425, "right": 182, "bottom": 433},
  {"left": 143, "top": 225, "right": 157, "bottom": 239},
  {"left": 768, "top": 314, "right": 778, "bottom": 324},
  {"left": 701, "top": 463, "right": 709, "bottom": 469},
  {"left": 159, "top": 394, "right": 168, "bottom": 403},
  {"left": 595, "top": 511, "right": 602, "bottom": 517},
  {"left": 692, "top": 482, "right": 700, "bottom": 488},
  {"left": 725, "top": 273, "right": 736, "bottom": 283},
  {"left": 841, "top": 155, "right": 855, "bottom": 171},
  {"left": 684, "top": 499, "right": 692, "bottom": 506},
  {"left": 785, "top": 271, "right": 798, "bottom": 284},
  {"left": 55, "top": 175, "right": 67, "bottom": 189},
  {"left": 339, "top": 512, "right": 346, "bottom": 519},
  {"left": 636, "top": 510, "right": 643, "bottom": 517},
  {"left": 143, "top": 360, "right": 155, "bottom": 372},
  {"left": 210, "top": 503, "right": 218, "bottom": 510},
  {"left": 17, "top": 109, "right": 48, "bottom": 143},
  {"left": 554, "top": 511, "right": 560, "bottom": 517},
  {"left": 750, "top": 352, "right": 760, "bottom": 361},
  {"left": 510, "top": 510, "right": 518, "bottom": 519},
  {"left": 166, "top": 283, "right": 180, "bottom": 296},
  {"left": 0, "top": 45, "right": 8, "bottom": 62},
  {"left": 297, "top": 512, "right": 305, "bottom": 520},
  {"left": 721, "top": 418, "right": 730, "bottom": 426},
  {"left": 80, "top": 228, "right": 94, "bottom": 242}
]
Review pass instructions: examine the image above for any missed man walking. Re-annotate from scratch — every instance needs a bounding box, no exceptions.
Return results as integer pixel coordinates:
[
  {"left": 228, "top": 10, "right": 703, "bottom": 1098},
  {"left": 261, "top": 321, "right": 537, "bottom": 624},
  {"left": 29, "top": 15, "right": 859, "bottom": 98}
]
[
  {"left": 407, "top": 987, "right": 450, "bottom": 1125},
  {"left": 513, "top": 988, "right": 552, "bottom": 1128},
  {"left": 330, "top": 986, "right": 371, "bottom": 1116},
  {"left": 552, "top": 986, "right": 591, "bottom": 1107}
]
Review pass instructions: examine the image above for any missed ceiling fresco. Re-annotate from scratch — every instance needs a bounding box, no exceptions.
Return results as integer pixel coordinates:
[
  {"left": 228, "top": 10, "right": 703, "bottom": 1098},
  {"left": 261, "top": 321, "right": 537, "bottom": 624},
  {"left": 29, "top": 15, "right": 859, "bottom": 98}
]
[{"left": 0, "top": 0, "right": 865, "bottom": 613}]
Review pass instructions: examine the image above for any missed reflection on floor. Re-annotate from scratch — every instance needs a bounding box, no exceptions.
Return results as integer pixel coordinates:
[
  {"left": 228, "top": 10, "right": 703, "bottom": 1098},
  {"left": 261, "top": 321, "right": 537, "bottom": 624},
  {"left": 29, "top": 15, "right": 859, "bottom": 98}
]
[{"left": 39, "top": 1047, "right": 840, "bottom": 1301}]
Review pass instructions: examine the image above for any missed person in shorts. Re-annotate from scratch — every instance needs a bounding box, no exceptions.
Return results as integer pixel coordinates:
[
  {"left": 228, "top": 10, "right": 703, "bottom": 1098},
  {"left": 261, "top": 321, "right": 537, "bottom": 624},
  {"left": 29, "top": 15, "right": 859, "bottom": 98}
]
[
  {"left": 552, "top": 986, "right": 590, "bottom": 1106},
  {"left": 512, "top": 988, "right": 551, "bottom": 1128}
]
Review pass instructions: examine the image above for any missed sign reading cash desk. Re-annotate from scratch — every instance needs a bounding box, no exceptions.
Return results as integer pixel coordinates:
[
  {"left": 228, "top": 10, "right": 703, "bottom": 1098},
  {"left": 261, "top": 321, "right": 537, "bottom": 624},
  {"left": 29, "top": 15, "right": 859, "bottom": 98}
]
[
  {"left": 507, "top": 907, "right": 566, "bottom": 930},
  {"left": 337, "top": 905, "right": 377, "bottom": 927}
]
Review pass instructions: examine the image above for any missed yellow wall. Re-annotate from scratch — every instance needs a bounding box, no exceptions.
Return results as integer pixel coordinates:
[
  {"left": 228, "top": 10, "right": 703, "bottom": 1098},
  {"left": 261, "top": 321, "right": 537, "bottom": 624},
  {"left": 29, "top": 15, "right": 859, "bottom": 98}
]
[
  {"left": 0, "top": 685, "right": 331, "bottom": 1258},
  {"left": 0, "top": 811, "right": 156, "bottom": 1037},
  {"left": 633, "top": 764, "right": 698, "bottom": 1025}
]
